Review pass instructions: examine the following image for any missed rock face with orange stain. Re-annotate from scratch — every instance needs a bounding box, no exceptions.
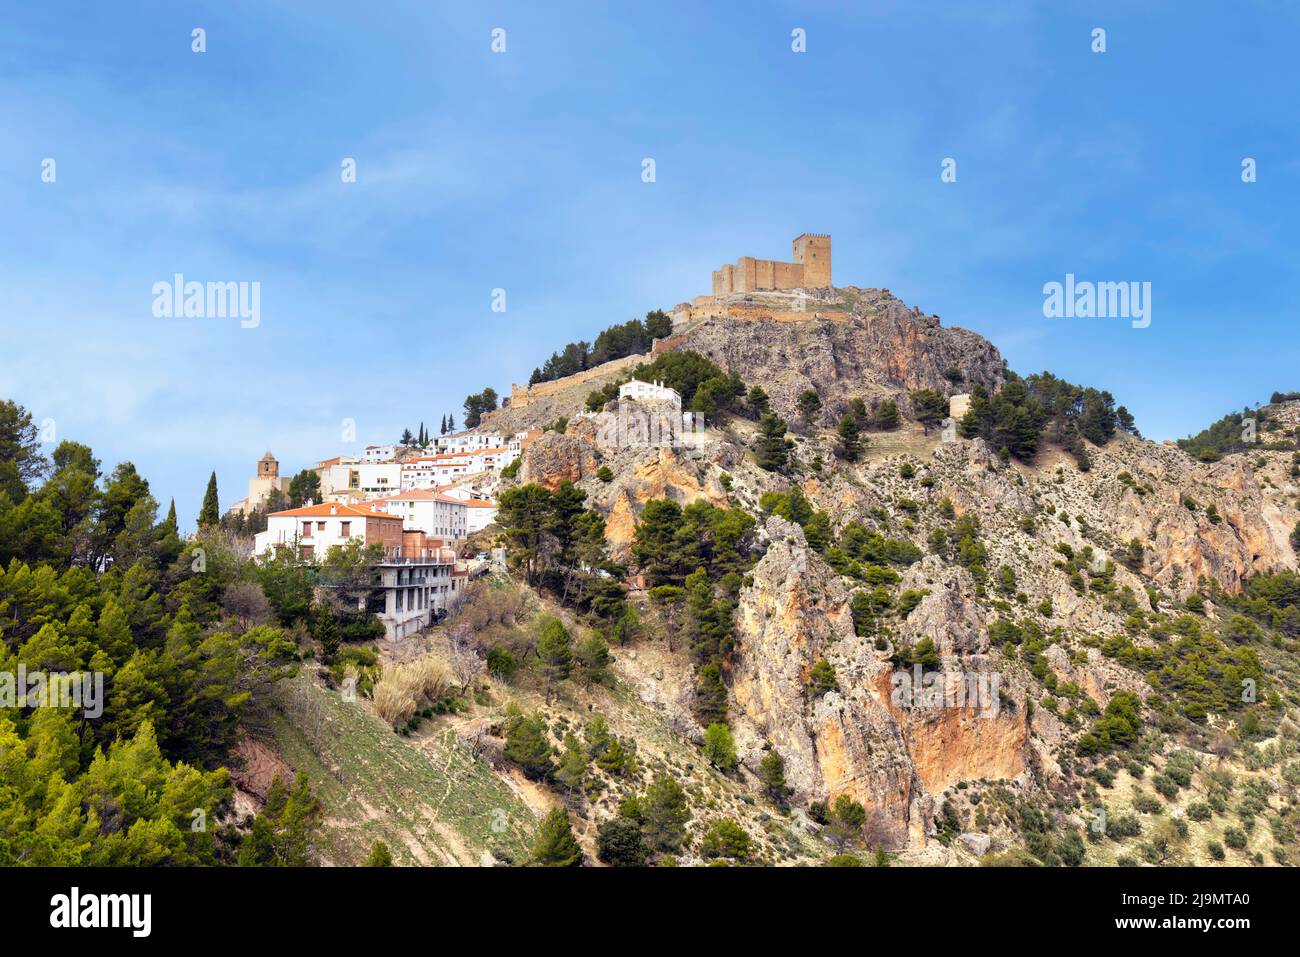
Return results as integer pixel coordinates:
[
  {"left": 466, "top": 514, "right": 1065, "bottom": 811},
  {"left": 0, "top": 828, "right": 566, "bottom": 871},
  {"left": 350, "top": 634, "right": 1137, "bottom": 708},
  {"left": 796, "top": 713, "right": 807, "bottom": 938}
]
[{"left": 727, "top": 516, "right": 1036, "bottom": 848}]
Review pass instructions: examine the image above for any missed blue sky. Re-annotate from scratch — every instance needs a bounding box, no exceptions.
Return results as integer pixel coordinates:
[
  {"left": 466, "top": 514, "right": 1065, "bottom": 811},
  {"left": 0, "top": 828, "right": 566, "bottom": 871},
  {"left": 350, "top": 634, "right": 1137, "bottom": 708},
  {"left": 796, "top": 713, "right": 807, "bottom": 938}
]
[{"left": 1, "top": 1, "right": 1297, "bottom": 529}]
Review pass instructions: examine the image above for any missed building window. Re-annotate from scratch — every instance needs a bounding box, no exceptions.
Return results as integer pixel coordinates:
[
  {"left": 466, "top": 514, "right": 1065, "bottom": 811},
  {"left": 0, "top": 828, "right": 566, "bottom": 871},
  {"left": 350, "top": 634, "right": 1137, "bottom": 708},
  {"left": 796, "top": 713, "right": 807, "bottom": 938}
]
[
  {"left": 302, "top": 522, "right": 312, "bottom": 537},
  {"left": 340, "top": 521, "right": 351, "bottom": 537}
]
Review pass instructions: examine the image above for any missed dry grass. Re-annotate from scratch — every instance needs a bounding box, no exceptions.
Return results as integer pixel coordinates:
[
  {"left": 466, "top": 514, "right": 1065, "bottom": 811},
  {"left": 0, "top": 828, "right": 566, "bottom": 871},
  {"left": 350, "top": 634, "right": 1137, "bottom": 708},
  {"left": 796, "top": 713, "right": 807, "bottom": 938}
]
[{"left": 373, "top": 658, "right": 452, "bottom": 725}]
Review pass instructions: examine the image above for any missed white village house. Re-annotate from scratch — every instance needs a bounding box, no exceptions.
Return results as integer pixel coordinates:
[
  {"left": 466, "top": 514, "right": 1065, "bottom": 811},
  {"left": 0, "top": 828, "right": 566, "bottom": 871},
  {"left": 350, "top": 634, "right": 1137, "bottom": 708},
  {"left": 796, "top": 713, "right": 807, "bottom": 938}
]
[{"left": 618, "top": 379, "right": 682, "bottom": 410}]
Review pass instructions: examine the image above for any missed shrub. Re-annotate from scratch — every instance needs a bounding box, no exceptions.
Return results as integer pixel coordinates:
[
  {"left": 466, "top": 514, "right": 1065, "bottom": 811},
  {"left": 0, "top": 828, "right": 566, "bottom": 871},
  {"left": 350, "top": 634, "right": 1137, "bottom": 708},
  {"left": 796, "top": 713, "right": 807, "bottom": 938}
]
[
  {"left": 702, "top": 723, "right": 738, "bottom": 771},
  {"left": 808, "top": 659, "right": 839, "bottom": 696},
  {"left": 700, "top": 819, "right": 751, "bottom": 860},
  {"left": 596, "top": 818, "right": 648, "bottom": 867},
  {"left": 827, "top": 853, "right": 864, "bottom": 867}
]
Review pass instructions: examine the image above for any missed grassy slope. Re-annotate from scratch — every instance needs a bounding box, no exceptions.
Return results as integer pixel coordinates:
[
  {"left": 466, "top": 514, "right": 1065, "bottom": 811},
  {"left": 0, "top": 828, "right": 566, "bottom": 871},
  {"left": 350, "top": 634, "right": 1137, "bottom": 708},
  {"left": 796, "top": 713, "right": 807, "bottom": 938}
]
[{"left": 269, "top": 674, "right": 535, "bottom": 866}]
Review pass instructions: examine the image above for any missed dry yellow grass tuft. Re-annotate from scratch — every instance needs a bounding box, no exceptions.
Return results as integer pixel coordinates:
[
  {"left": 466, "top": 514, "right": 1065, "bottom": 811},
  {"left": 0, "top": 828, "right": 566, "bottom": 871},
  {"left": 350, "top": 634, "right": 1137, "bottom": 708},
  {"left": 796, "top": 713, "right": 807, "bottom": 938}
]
[{"left": 373, "top": 658, "right": 452, "bottom": 726}]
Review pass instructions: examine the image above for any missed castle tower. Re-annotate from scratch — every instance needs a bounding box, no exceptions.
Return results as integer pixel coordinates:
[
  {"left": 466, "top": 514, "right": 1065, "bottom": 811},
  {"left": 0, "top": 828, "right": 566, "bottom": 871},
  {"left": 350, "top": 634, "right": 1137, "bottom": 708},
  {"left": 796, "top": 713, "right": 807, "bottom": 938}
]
[
  {"left": 258, "top": 451, "right": 279, "bottom": 480},
  {"left": 792, "top": 234, "right": 831, "bottom": 287}
]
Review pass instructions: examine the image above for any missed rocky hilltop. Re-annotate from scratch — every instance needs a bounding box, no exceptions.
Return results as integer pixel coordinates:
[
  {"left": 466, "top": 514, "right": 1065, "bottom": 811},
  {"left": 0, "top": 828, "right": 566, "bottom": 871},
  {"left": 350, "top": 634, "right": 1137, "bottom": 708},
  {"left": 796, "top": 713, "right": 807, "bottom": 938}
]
[
  {"left": 485, "top": 286, "right": 1005, "bottom": 435},
  {"left": 667, "top": 287, "right": 1007, "bottom": 425}
]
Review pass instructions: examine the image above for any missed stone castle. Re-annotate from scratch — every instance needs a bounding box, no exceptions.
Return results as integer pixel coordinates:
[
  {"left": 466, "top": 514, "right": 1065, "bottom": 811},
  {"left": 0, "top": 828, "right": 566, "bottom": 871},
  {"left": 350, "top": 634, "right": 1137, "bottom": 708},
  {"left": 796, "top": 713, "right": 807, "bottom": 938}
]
[{"left": 711, "top": 233, "right": 831, "bottom": 296}]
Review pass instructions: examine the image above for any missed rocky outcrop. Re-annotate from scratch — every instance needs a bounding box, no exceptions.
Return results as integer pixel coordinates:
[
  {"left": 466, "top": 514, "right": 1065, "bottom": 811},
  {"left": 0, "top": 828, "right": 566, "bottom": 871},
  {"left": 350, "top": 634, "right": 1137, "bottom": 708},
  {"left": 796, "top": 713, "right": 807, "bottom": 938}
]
[
  {"left": 671, "top": 288, "right": 1006, "bottom": 427},
  {"left": 518, "top": 432, "right": 598, "bottom": 490},
  {"left": 728, "top": 517, "right": 1036, "bottom": 848}
]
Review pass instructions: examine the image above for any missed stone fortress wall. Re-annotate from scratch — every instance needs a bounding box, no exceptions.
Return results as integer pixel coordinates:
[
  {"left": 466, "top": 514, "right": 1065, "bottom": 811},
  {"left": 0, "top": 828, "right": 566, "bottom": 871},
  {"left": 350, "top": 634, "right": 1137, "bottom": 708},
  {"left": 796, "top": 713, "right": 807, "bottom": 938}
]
[{"left": 509, "top": 352, "right": 645, "bottom": 410}]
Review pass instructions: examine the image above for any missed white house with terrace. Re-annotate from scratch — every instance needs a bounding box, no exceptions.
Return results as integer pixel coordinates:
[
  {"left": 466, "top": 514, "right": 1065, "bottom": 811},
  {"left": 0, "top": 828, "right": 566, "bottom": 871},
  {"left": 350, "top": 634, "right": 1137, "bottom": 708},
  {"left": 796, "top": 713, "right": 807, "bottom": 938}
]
[
  {"left": 618, "top": 379, "right": 682, "bottom": 411},
  {"left": 252, "top": 501, "right": 466, "bottom": 641}
]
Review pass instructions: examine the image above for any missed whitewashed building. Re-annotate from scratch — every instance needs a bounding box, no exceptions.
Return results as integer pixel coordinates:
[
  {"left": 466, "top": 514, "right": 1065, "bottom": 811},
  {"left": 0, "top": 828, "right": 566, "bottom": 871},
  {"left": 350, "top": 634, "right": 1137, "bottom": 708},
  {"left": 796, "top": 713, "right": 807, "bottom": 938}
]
[
  {"left": 464, "top": 498, "right": 499, "bottom": 533},
  {"left": 253, "top": 502, "right": 466, "bottom": 641},
  {"left": 619, "top": 379, "right": 682, "bottom": 411},
  {"left": 372, "top": 489, "right": 469, "bottom": 542},
  {"left": 253, "top": 501, "right": 404, "bottom": 562},
  {"left": 431, "top": 431, "right": 502, "bottom": 454},
  {"left": 399, "top": 447, "right": 514, "bottom": 488}
]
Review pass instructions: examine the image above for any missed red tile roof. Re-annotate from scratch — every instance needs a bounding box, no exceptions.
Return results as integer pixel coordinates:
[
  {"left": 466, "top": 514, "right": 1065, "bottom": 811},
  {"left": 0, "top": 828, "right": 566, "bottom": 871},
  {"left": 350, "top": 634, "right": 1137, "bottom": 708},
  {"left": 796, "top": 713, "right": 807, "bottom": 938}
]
[
  {"left": 370, "top": 489, "right": 465, "bottom": 505},
  {"left": 269, "top": 503, "right": 401, "bottom": 521}
]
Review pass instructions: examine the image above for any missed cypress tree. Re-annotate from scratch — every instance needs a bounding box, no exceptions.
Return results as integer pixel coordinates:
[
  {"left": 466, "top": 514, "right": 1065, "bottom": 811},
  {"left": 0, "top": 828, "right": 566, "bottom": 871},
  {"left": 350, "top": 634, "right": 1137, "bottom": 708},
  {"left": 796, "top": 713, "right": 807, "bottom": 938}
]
[
  {"left": 164, "top": 497, "right": 178, "bottom": 531},
  {"left": 198, "top": 471, "right": 220, "bottom": 527}
]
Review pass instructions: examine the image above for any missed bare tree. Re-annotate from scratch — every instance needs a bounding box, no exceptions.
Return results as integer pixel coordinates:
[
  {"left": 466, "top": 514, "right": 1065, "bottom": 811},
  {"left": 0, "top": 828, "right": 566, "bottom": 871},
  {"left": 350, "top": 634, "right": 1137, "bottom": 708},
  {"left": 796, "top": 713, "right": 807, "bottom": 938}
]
[
  {"left": 446, "top": 621, "right": 486, "bottom": 701},
  {"left": 221, "top": 580, "right": 275, "bottom": 632}
]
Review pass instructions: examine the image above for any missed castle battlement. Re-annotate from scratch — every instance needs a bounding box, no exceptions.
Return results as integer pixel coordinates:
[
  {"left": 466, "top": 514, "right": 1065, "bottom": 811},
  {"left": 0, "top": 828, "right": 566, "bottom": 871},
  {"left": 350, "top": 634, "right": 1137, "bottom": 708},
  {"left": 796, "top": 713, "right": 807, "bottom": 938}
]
[{"left": 711, "top": 233, "right": 831, "bottom": 296}]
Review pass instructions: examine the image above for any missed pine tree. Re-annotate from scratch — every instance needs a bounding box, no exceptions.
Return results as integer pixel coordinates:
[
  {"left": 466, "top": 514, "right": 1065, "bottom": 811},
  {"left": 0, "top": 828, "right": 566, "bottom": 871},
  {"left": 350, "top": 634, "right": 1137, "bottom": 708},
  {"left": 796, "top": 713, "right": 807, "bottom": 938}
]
[
  {"left": 700, "top": 818, "right": 751, "bottom": 860},
  {"left": 759, "top": 749, "right": 788, "bottom": 803},
  {"left": 797, "top": 388, "right": 823, "bottom": 428},
  {"left": 872, "top": 398, "right": 899, "bottom": 430},
  {"left": 197, "top": 471, "right": 220, "bottom": 527},
  {"left": 911, "top": 389, "right": 949, "bottom": 435},
  {"left": 642, "top": 773, "right": 690, "bottom": 853},
  {"left": 754, "top": 413, "right": 789, "bottom": 472},
  {"left": 530, "top": 808, "right": 582, "bottom": 866},
  {"left": 555, "top": 733, "right": 588, "bottom": 794},
  {"left": 503, "top": 709, "right": 553, "bottom": 779},
  {"left": 364, "top": 840, "right": 393, "bottom": 866},
  {"left": 693, "top": 662, "right": 728, "bottom": 725},
  {"left": 308, "top": 604, "right": 341, "bottom": 664},
  {"left": 837, "top": 413, "right": 863, "bottom": 462},
  {"left": 684, "top": 567, "right": 726, "bottom": 664},
  {"left": 537, "top": 616, "right": 573, "bottom": 700}
]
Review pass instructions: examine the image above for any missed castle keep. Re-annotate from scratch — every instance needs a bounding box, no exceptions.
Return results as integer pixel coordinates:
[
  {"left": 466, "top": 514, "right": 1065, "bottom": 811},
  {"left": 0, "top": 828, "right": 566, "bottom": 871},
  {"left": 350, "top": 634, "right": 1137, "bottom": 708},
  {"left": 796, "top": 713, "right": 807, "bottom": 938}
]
[{"left": 710, "top": 233, "right": 831, "bottom": 296}]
